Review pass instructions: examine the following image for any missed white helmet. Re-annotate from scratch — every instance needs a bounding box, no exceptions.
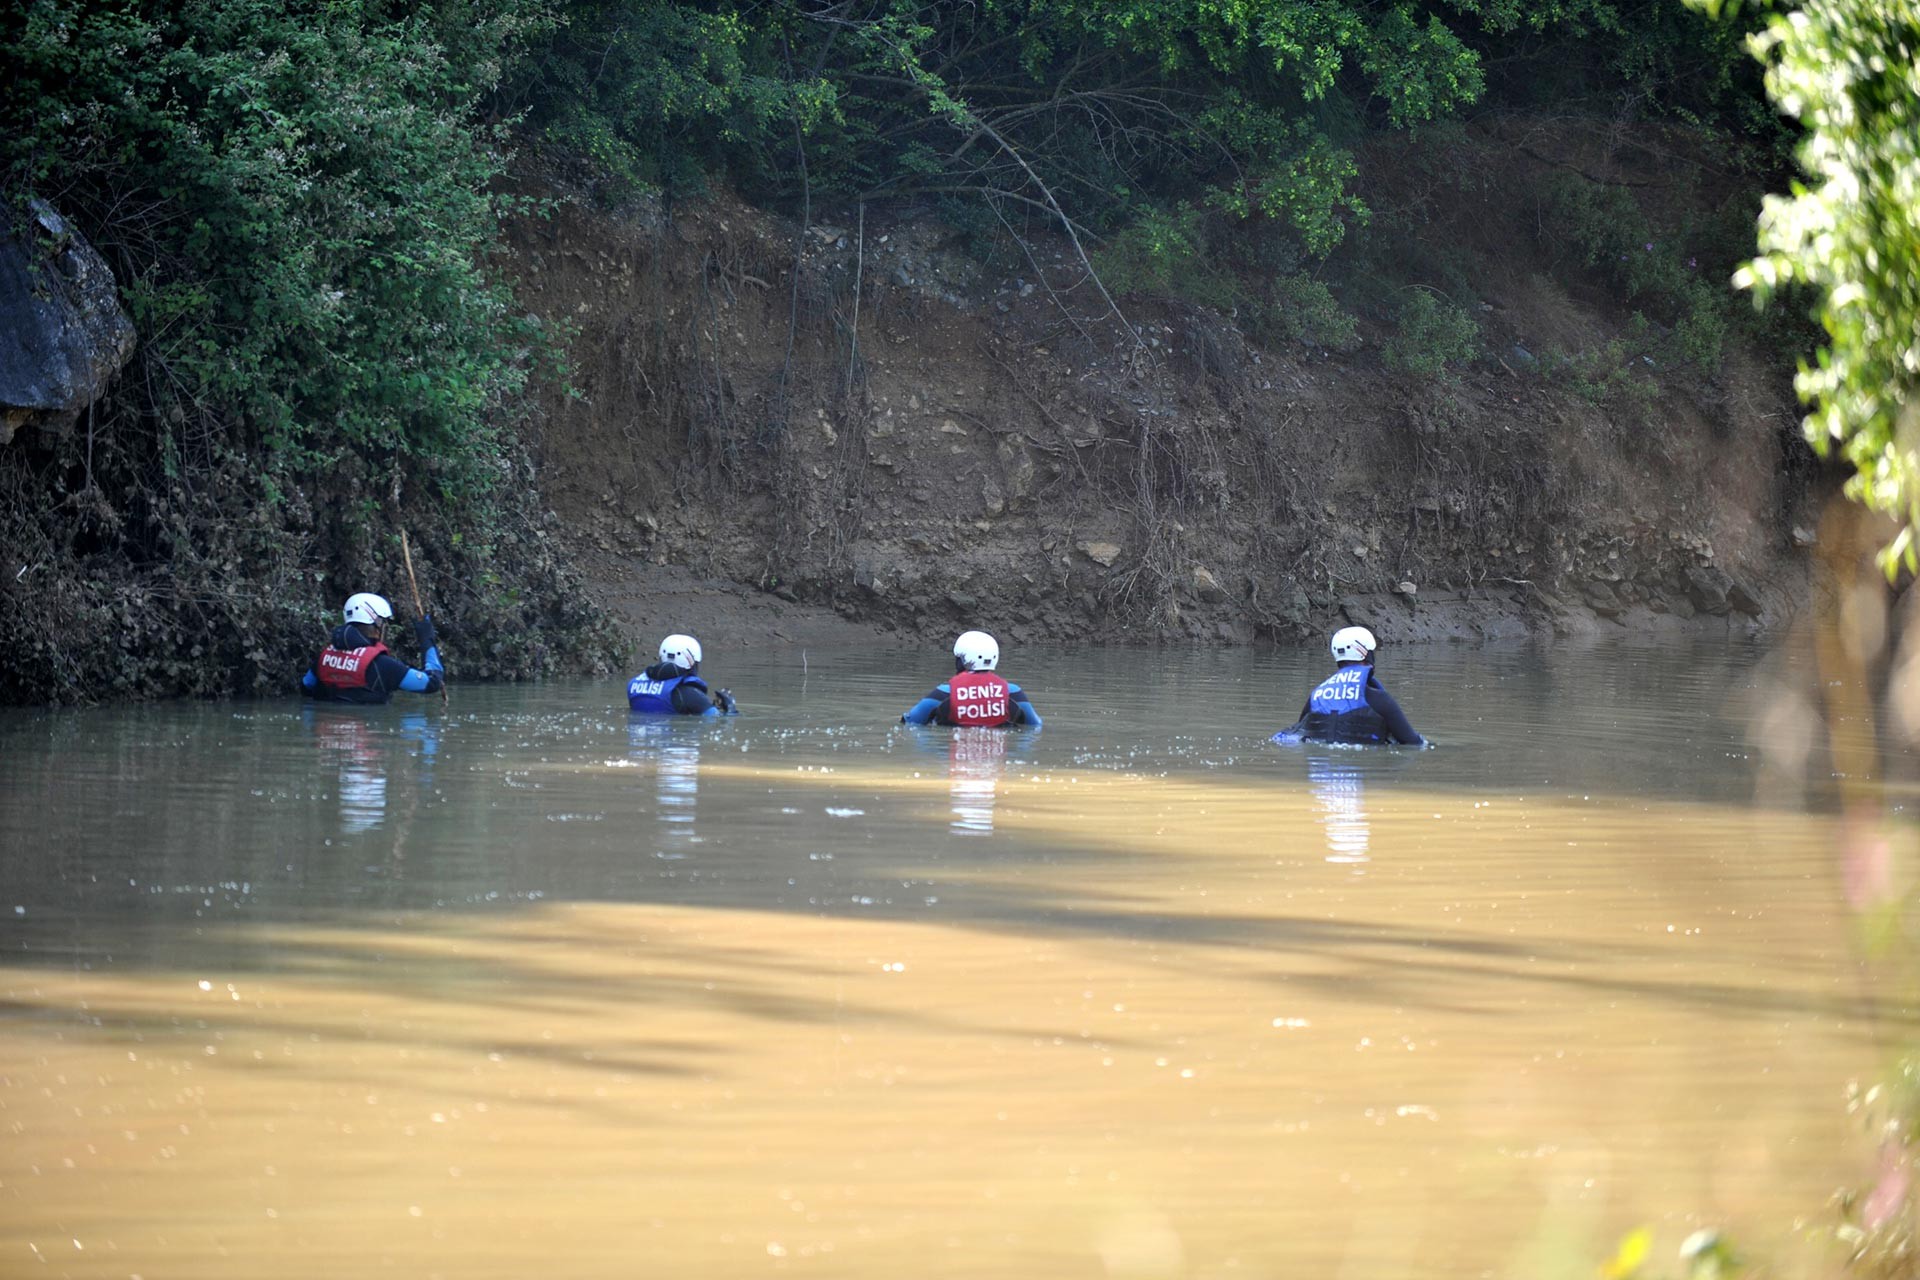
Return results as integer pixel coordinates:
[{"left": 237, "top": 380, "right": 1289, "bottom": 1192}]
[
  {"left": 953, "top": 629, "right": 1000, "bottom": 672},
  {"left": 1331, "top": 625, "right": 1377, "bottom": 663},
  {"left": 658, "top": 633, "right": 702, "bottom": 670},
  {"left": 344, "top": 593, "right": 394, "bottom": 627}
]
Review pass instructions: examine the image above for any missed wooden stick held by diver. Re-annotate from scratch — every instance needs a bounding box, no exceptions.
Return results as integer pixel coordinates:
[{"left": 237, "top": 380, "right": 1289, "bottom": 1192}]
[{"left": 400, "top": 530, "right": 448, "bottom": 706}]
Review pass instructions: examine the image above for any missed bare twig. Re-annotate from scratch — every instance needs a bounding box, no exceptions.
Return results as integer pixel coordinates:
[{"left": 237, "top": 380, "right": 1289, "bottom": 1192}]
[
  {"left": 400, "top": 530, "right": 447, "bottom": 706},
  {"left": 773, "top": 35, "right": 811, "bottom": 445},
  {"left": 806, "top": 8, "right": 1143, "bottom": 354},
  {"left": 846, "top": 201, "right": 864, "bottom": 396}
]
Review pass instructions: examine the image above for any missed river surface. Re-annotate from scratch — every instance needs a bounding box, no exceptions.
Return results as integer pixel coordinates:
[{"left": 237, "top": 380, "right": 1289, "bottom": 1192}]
[{"left": 0, "top": 639, "right": 1908, "bottom": 1279}]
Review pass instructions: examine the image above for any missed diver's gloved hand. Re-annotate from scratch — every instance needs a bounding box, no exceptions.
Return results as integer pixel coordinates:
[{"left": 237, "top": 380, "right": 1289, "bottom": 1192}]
[
  {"left": 713, "top": 688, "right": 737, "bottom": 714},
  {"left": 414, "top": 614, "right": 437, "bottom": 649}
]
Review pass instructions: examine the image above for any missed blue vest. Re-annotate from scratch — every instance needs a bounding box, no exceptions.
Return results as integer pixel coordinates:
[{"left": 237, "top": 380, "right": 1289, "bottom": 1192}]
[
  {"left": 627, "top": 670, "right": 706, "bottom": 714},
  {"left": 1308, "top": 665, "right": 1373, "bottom": 715}
]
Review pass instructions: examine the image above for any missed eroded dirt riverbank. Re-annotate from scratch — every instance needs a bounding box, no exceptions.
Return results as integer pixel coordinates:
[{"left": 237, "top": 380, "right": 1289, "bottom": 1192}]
[{"left": 508, "top": 120, "right": 1821, "bottom": 656}]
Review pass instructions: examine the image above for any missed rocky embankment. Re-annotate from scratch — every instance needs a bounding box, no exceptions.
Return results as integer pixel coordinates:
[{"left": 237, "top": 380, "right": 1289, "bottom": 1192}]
[
  {"left": 1, "top": 126, "right": 1823, "bottom": 708},
  {"left": 506, "top": 140, "right": 1818, "bottom": 652}
]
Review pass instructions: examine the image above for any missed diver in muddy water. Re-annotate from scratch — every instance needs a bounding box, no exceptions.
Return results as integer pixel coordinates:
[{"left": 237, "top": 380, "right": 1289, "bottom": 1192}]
[
  {"left": 1273, "top": 625, "right": 1426, "bottom": 747},
  {"left": 301, "top": 592, "right": 445, "bottom": 704},
  {"left": 900, "top": 629, "right": 1042, "bottom": 728},
  {"left": 627, "top": 633, "right": 737, "bottom": 715}
]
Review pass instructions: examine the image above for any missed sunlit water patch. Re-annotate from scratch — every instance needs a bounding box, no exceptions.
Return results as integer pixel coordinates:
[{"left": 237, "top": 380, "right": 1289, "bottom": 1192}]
[{"left": 0, "top": 638, "right": 1906, "bottom": 1278}]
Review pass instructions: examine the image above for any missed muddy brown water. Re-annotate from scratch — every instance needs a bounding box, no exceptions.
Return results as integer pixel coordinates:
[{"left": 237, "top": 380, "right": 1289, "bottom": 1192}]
[{"left": 0, "top": 640, "right": 1906, "bottom": 1278}]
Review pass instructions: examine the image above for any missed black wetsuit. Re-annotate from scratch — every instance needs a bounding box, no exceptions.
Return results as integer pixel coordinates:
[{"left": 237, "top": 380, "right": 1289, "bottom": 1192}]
[
  {"left": 1283, "top": 663, "right": 1424, "bottom": 745},
  {"left": 302, "top": 624, "right": 443, "bottom": 704},
  {"left": 626, "top": 662, "right": 727, "bottom": 715},
  {"left": 901, "top": 676, "right": 1042, "bottom": 727}
]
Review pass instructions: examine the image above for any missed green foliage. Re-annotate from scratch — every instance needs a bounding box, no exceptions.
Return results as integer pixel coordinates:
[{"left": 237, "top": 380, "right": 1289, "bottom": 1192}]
[
  {"left": 1266, "top": 273, "right": 1360, "bottom": 350},
  {"left": 1383, "top": 289, "right": 1479, "bottom": 378},
  {"left": 1470, "top": 0, "right": 1777, "bottom": 142},
  {"left": 1692, "top": 0, "right": 1920, "bottom": 569},
  {"left": 1359, "top": 5, "right": 1486, "bottom": 128},
  {"left": 4, "top": 0, "right": 546, "bottom": 505},
  {"left": 1538, "top": 173, "right": 1746, "bottom": 371},
  {"left": 1672, "top": 283, "right": 1730, "bottom": 370},
  {"left": 509, "top": 3, "right": 824, "bottom": 202},
  {"left": 1217, "top": 129, "right": 1370, "bottom": 258},
  {"left": 1091, "top": 203, "right": 1238, "bottom": 309},
  {"left": 492, "top": 0, "right": 1781, "bottom": 376},
  {"left": 1090, "top": 204, "right": 1360, "bottom": 351},
  {"left": 1011, "top": 0, "right": 1486, "bottom": 118},
  {"left": 504, "top": 0, "right": 1513, "bottom": 288},
  {"left": 1543, "top": 315, "right": 1664, "bottom": 421}
]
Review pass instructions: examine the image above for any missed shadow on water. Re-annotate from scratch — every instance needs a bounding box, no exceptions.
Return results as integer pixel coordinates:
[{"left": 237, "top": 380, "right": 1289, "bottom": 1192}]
[
  {"left": 3, "top": 638, "right": 1911, "bottom": 1280},
  {"left": 0, "top": 638, "right": 1905, "bottom": 1040}
]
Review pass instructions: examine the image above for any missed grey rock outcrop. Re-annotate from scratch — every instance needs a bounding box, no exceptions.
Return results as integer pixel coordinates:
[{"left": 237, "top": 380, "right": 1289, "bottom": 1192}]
[
  {"left": 1684, "top": 564, "right": 1733, "bottom": 616},
  {"left": 2, "top": 200, "right": 136, "bottom": 444},
  {"left": 1583, "top": 579, "right": 1624, "bottom": 618},
  {"left": 1191, "top": 564, "right": 1228, "bottom": 603}
]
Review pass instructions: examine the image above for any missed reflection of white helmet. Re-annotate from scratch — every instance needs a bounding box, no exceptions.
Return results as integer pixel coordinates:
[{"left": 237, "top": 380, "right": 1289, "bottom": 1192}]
[
  {"left": 953, "top": 629, "right": 1000, "bottom": 672},
  {"left": 1331, "top": 625, "right": 1377, "bottom": 663},
  {"left": 658, "top": 634, "right": 702, "bottom": 670},
  {"left": 344, "top": 593, "right": 394, "bottom": 627}
]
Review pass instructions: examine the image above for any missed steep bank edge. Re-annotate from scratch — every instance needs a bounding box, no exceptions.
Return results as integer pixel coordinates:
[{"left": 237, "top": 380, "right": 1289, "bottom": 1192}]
[{"left": 503, "top": 131, "right": 1820, "bottom": 657}]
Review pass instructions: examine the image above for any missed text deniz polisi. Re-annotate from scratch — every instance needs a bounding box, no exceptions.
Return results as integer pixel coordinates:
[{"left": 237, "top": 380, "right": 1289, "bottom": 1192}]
[{"left": 953, "top": 684, "right": 1007, "bottom": 718}]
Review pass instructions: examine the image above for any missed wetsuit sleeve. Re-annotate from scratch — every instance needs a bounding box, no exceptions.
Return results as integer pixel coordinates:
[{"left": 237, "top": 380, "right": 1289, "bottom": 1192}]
[
  {"left": 1364, "top": 683, "right": 1424, "bottom": 746},
  {"left": 377, "top": 652, "right": 443, "bottom": 695},
  {"left": 901, "top": 684, "right": 950, "bottom": 725},
  {"left": 1007, "top": 684, "right": 1042, "bottom": 728},
  {"left": 671, "top": 681, "right": 718, "bottom": 716}
]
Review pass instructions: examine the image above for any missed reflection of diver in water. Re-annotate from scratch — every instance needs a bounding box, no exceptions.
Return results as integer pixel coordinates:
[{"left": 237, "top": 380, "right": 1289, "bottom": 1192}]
[
  {"left": 1301, "top": 748, "right": 1423, "bottom": 867},
  {"left": 905, "top": 725, "right": 1027, "bottom": 835},
  {"left": 303, "top": 708, "right": 439, "bottom": 837},
  {"left": 947, "top": 727, "right": 1009, "bottom": 835},
  {"left": 627, "top": 717, "right": 706, "bottom": 848},
  {"left": 1308, "top": 753, "right": 1371, "bottom": 865}
]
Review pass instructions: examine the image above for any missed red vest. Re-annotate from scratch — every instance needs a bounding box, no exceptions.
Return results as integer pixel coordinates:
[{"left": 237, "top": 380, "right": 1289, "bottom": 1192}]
[
  {"left": 315, "top": 642, "right": 389, "bottom": 692},
  {"left": 949, "top": 670, "right": 1011, "bottom": 727}
]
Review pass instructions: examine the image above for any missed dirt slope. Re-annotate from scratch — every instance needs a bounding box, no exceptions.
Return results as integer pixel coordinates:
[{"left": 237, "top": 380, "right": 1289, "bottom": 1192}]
[{"left": 501, "top": 124, "right": 1820, "bottom": 656}]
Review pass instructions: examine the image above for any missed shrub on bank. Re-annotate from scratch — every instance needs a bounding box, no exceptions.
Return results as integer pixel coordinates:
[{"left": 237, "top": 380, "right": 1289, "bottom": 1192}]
[
  {"left": 0, "top": 0, "right": 622, "bottom": 702},
  {"left": 1383, "top": 290, "right": 1480, "bottom": 379}
]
